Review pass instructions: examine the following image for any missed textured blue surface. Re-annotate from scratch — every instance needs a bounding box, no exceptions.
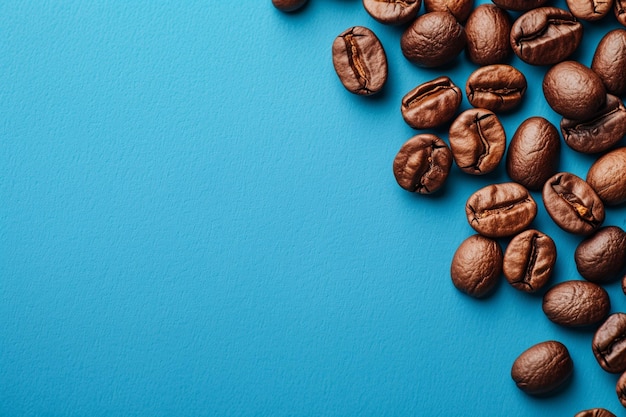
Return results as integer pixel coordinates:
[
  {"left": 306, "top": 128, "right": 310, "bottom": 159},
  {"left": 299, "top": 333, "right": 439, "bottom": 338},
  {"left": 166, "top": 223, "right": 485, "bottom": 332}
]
[{"left": 1, "top": 1, "right": 625, "bottom": 415}]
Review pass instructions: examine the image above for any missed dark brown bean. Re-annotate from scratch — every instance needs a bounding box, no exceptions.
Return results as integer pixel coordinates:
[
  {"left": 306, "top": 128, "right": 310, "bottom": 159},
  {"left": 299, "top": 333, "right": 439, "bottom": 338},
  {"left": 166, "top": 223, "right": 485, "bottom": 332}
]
[
  {"left": 617, "top": 0, "right": 626, "bottom": 26},
  {"left": 574, "top": 408, "right": 617, "bottom": 417},
  {"left": 617, "top": 372, "right": 626, "bottom": 408},
  {"left": 272, "top": 0, "right": 308, "bottom": 12},
  {"left": 511, "top": 340, "right": 573, "bottom": 395},
  {"left": 393, "top": 134, "right": 453, "bottom": 194},
  {"left": 506, "top": 117, "right": 560, "bottom": 191},
  {"left": 450, "top": 234, "right": 503, "bottom": 298},
  {"left": 503, "top": 229, "right": 556, "bottom": 293},
  {"left": 401, "top": 76, "right": 462, "bottom": 129},
  {"left": 466, "top": 65, "right": 526, "bottom": 112},
  {"left": 465, "top": 5, "right": 511, "bottom": 65},
  {"left": 424, "top": 0, "right": 474, "bottom": 21},
  {"left": 362, "top": 0, "right": 422, "bottom": 25},
  {"left": 542, "top": 280, "right": 610, "bottom": 327},
  {"left": 575, "top": 226, "right": 626, "bottom": 283},
  {"left": 593, "top": 313, "right": 626, "bottom": 373},
  {"left": 592, "top": 29, "right": 626, "bottom": 97},
  {"left": 587, "top": 147, "right": 626, "bottom": 206},
  {"left": 566, "top": 0, "right": 612, "bottom": 20},
  {"left": 332, "top": 26, "right": 388, "bottom": 96},
  {"left": 466, "top": 182, "right": 537, "bottom": 238},
  {"left": 492, "top": 0, "right": 548, "bottom": 10}
]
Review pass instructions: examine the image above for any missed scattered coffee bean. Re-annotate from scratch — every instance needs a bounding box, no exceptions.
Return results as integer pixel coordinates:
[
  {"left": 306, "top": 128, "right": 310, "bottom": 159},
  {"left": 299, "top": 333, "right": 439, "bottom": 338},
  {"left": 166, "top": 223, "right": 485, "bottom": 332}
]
[
  {"left": 566, "top": 0, "right": 612, "bottom": 20},
  {"left": 587, "top": 147, "right": 626, "bottom": 206},
  {"left": 542, "top": 172, "right": 605, "bottom": 235},
  {"left": 542, "top": 280, "right": 610, "bottom": 327},
  {"left": 466, "top": 64, "right": 526, "bottom": 112},
  {"left": 393, "top": 134, "right": 453, "bottom": 194},
  {"left": 617, "top": 372, "right": 626, "bottom": 408},
  {"left": 574, "top": 408, "right": 617, "bottom": 417},
  {"left": 503, "top": 229, "right": 556, "bottom": 293},
  {"left": 450, "top": 234, "right": 502, "bottom": 298},
  {"left": 592, "top": 29, "right": 626, "bottom": 96},
  {"left": 332, "top": 26, "right": 388, "bottom": 96},
  {"left": 272, "top": 0, "right": 308, "bottom": 12},
  {"left": 424, "top": 0, "right": 474, "bottom": 22},
  {"left": 362, "top": 0, "right": 421, "bottom": 25},
  {"left": 464, "top": 4, "right": 511, "bottom": 65},
  {"left": 575, "top": 226, "right": 626, "bottom": 283},
  {"left": 593, "top": 313, "right": 626, "bottom": 373},
  {"left": 466, "top": 182, "right": 537, "bottom": 238},
  {"left": 511, "top": 340, "right": 573, "bottom": 395},
  {"left": 616, "top": 0, "right": 626, "bottom": 26},
  {"left": 401, "top": 76, "right": 462, "bottom": 129}
]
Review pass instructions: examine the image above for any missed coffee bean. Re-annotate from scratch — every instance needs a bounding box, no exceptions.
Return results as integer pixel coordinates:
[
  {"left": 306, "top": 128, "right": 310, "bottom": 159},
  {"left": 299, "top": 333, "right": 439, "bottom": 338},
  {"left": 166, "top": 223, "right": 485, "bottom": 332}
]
[
  {"left": 424, "top": 0, "right": 474, "bottom": 22},
  {"left": 464, "top": 4, "right": 511, "bottom": 65},
  {"left": 593, "top": 313, "right": 626, "bottom": 373},
  {"left": 543, "top": 61, "right": 606, "bottom": 121},
  {"left": 506, "top": 117, "right": 560, "bottom": 191},
  {"left": 542, "top": 280, "right": 610, "bottom": 327},
  {"left": 466, "top": 182, "right": 537, "bottom": 238},
  {"left": 492, "top": 0, "right": 548, "bottom": 10},
  {"left": 511, "top": 340, "right": 573, "bottom": 395},
  {"left": 362, "top": 0, "right": 421, "bottom": 25},
  {"left": 542, "top": 172, "right": 605, "bottom": 235},
  {"left": 592, "top": 29, "right": 626, "bottom": 97},
  {"left": 560, "top": 94, "right": 626, "bottom": 154},
  {"left": 510, "top": 7, "right": 583, "bottom": 66},
  {"left": 503, "top": 229, "right": 556, "bottom": 293},
  {"left": 449, "top": 109, "right": 506, "bottom": 175},
  {"left": 575, "top": 226, "right": 626, "bottom": 283},
  {"left": 450, "top": 234, "right": 502, "bottom": 298},
  {"left": 617, "top": 372, "right": 626, "bottom": 408},
  {"left": 574, "top": 408, "right": 617, "bottom": 417},
  {"left": 566, "top": 0, "right": 612, "bottom": 20},
  {"left": 332, "top": 26, "right": 388, "bottom": 96},
  {"left": 401, "top": 76, "right": 462, "bottom": 129},
  {"left": 587, "top": 147, "right": 626, "bottom": 206},
  {"left": 401, "top": 11, "right": 466, "bottom": 67},
  {"left": 466, "top": 65, "right": 526, "bottom": 112},
  {"left": 617, "top": 0, "right": 626, "bottom": 25},
  {"left": 272, "top": 0, "right": 308, "bottom": 12},
  {"left": 393, "top": 134, "right": 452, "bottom": 194}
]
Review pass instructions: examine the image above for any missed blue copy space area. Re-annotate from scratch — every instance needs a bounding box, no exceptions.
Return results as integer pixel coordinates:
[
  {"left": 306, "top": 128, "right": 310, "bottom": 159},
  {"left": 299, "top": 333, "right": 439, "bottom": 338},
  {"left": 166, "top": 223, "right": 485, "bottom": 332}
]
[{"left": 1, "top": 1, "right": 625, "bottom": 415}]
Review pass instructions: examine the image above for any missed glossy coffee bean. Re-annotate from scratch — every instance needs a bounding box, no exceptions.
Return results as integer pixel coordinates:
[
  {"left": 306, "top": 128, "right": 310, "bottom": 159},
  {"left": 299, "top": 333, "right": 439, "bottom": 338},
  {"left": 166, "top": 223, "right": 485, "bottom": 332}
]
[
  {"left": 450, "top": 234, "right": 502, "bottom": 298},
  {"left": 466, "top": 182, "right": 537, "bottom": 238},
  {"left": 542, "top": 280, "right": 610, "bottom": 327},
  {"left": 424, "top": 0, "right": 474, "bottom": 22},
  {"left": 566, "top": 0, "right": 612, "bottom": 20},
  {"left": 592, "top": 29, "right": 626, "bottom": 96},
  {"left": 543, "top": 61, "right": 606, "bottom": 121},
  {"left": 511, "top": 340, "right": 573, "bottom": 395},
  {"left": 503, "top": 229, "right": 556, "bottom": 293},
  {"left": 449, "top": 109, "right": 506, "bottom": 175},
  {"left": 587, "top": 147, "right": 626, "bottom": 206},
  {"left": 466, "top": 65, "right": 526, "bottom": 112},
  {"left": 393, "top": 134, "right": 452, "bottom": 194},
  {"left": 542, "top": 172, "right": 605, "bottom": 235},
  {"left": 617, "top": 0, "right": 626, "bottom": 26},
  {"left": 332, "top": 26, "right": 388, "bottom": 96},
  {"left": 506, "top": 117, "right": 560, "bottom": 191},
  {"left": 574, "top": 408, "right": 617, "bottom": 417},
  {"left": 510, "top": 7, "right": 583, "bottom": 66},
  {"left": 575, "top": 226, "right": 626, "bottom": 283},
  {"left": 363, "top": 0, "right": 422, "bottom": 25},
  {"left": 401, "top": 11, "right": 466, "bottom": 67},
  {"left": 465, "top": 5, "right": 511, "bottom": 65},
  {"left": 593, "top": 313, "right": 626, "bottom": 373},
  {"left": 617, "top": 372, "right": 626, "bottom": 408},
  {"left": 272, "top": 0, "right": 308, "bottom": 12},
  {"left": 492, "top": 0, "right": 548, "bottom": 10},
  {"left": 401, "top": 76, "right": 462, "bottom": 129}
]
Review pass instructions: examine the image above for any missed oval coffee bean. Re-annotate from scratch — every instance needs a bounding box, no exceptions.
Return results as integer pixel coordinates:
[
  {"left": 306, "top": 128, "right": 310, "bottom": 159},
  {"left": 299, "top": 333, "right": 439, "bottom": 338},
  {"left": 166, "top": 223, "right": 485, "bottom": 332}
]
[
  {"left": 510, "top": 7, "right": 583, "bottom": 66},
  {"left": 272, "top": 0, "right": 308, "bottom": 12},
  {"left": 542, "top": 172, "right": 605, "bottom": 235},
  {"left": 587, "top": 147, "right": 626, "bottom": 206},
  {"left": 401, "top": 11, "right": 466, "bottom": 68},
  {"left": 542, "top": 281, "right": 610, "bottom": 327},
  {"left": 492, "top": 0, "right": 548, "bottom": 10},
  {"left": 424, "top": 0, "right": 474, "bottom": 22},
  {"left": 592, "top": 29, "right": 626, "bottom": 96},
  {"left": 401, "top": 76, "right": 462, "bottom": 129},
  {"left": 617, "top": 372, "right": 626, "bottom": 408},
  {"left": 506, "top": 117, "right": 560, "bottom": 191},
  {"left": 574, "top": 409, "right": 617, "bottom": 417},
  {"left": 466, "top": 182, "right": 537, "bottom": 238},
  {"left": 466, "top": 65, "right": 526, "bottom": 112},
  {"left": 593, "top": 313, "right": 626, "bottom": 373},
  {"left": 511, "top": 340, "right": 573, "bottom": 395},
  {"left": 450, "top": 234, "right": 502, "bottom": 298},
  {"left": 566, "top": 0, "right": 612, "bottom": 20},
  {"left": 560, "top": 94, "right": 626, "bottom": 154},
  {"left": 465, "top": 4, "right": 511, "bottom": 65},
  {"left": 449, "top": 108, "right": 506, "bottom": 175},
  {"left": 362, "top": 0, "right": 422, "bottom": 25},
  {"left": 543, "top": 61, "right": 606, "bottom": 121},
  {"left": 332, "top": 26, "right": 388, "bottom": 96},
  {"left": 503, "top": 229, "right": 556, "bottom": 293},
  {"left": 393, "top": 134, "right": 452, "bottom": 194},
  {"left": 575, "top": 226, "right": 626, "bottom": 283},
  {"left": 617, "top": 0, "right": 626, "bottom": 26}
]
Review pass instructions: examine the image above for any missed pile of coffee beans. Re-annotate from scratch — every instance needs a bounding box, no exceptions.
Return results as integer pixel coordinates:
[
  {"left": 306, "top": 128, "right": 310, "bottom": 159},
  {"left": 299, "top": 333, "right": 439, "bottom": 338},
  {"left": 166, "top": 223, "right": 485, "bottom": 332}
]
[{"left": 273, "top": 0, "right": 626, "bottom": 413}]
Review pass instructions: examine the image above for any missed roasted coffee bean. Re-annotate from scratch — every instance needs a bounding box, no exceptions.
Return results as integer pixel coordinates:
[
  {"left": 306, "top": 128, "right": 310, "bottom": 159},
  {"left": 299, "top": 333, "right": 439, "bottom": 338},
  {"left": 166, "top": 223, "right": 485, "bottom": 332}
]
[
  {"left": 401, "top": 11, "right": 466, "bottom": 67},
  {"left": 542, "top": 280, "right": 610, "bottom": 327},
  {"left": 542, "top": 172, "right": 605, "bottom": 235},
  {"left": 593, "top": 313, "right": 626, "bottom": 373},
  {"left": 466, "top": 65, "right": 526, "bottom": 112},
  {"left": 543, "top": 61, "right": 606, "bottom": 121},
  {"left": 332, "top": 26, "right": 388, "bottom": 96},
  {"left": 511, "top": 340, "right": 573, "bottom": 395},
  {"left": 272, "top": 0, "right": 308, "bottom": 12},
  {"left": 465, "top": 4, "right": 511, "bottom": 65},
  {"left": 592, "top": 29, "right": 626, "bottom": 96},
  {"left": 450, "top": 234, "right": 503, "bottom": 298},
  {"left": 510, "top": 8, "right": 583, "bottom": 66},
  {"left": 587, "top": 147, "right": 626, "bottom": 205},
  {"left": 393, "top": 134, "right": 453, "bottom": 194},
  {"left": 449, "top": 109, "right": 506, "bottom": 175},
  {"left": 363, "top": 0, "right": 422, "bottom": 25},
  {"left": 506, "top": 117, "right": 560, "bottom": 191},
  {"left": 466, "top": 182, "right": 537, "bottom": 238},
  {"left": 575, "top": 226, "right": 626, "bottom": 283},
  {"left": 617, "top": 0, "right": 626, "bottom": 26},
  {"left": 617, "top": 372, "right": 626, "bottom": 408},
  {"left": 574, "top": 408, "right": 617, "bottom": 417},
  {"left": 424, "top": 0, "right": 474, "bottom": 22},
  {"left": 503, "top": 229, "right": 556, "bottom": 293},
  {"left": 401, "top": 76, "right": 462, "bottom": 129},
  {"left": 492, "top": 0, "right": 548, "bottom": 10},
  {"left": 566, "top": 0, "right": 612, "bottom": 20},
  {"left": 561, "top": 95, "right": 626, "bottom": 154}
]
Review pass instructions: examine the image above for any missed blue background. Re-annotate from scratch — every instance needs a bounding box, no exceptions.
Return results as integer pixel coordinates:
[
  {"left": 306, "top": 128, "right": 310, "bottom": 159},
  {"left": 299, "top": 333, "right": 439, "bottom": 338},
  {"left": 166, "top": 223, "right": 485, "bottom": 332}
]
[{"left": 1, "top": 1, "right": 625, "bottom": 415}]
